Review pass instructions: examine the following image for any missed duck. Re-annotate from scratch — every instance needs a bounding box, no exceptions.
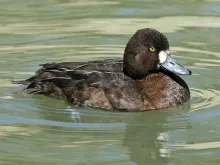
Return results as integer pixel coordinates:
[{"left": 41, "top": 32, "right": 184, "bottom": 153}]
[{"left": 14, "top": 28, "right": 192, "bottom": 111}]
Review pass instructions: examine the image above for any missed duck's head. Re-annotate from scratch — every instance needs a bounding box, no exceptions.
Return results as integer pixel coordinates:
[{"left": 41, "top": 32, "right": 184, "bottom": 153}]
[{"left": 123, "top": 28, "right": 191, "bottom": 79}]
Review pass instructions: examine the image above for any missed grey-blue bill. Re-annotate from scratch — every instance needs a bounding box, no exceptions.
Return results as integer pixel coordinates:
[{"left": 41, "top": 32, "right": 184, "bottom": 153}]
[{"left": 160, "top": 55, "right": 192, "bottom": 75}]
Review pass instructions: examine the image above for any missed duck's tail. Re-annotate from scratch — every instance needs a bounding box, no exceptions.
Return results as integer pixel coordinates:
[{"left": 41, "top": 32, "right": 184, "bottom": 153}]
[
  {"left": 12, "top": 76, "right": 44, "bottom": 94},
  {"left": 12, "top": 76, "right": 36, "bottom": 85},
  {"left": 12, "top": 80, "right": 29, "bottom": 85}
]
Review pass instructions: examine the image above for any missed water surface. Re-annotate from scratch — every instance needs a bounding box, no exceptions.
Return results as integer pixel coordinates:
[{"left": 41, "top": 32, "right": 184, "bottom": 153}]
[{"left": 1, "top": 0, "right": 220, "bottom": 165}]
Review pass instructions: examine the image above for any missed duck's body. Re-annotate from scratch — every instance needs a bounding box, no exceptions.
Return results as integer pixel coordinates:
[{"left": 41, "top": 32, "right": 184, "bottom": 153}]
[{"left": 14, "top": 28, "right": 191, "bottom": 111}]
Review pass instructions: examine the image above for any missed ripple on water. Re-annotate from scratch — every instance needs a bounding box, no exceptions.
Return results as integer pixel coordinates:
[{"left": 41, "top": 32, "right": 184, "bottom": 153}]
[
  {"left": 190, "top": 88, "right": 220, "bottom": 112},
  {"left": 1, "top": 16, "right": 220, "bottom": 35}
]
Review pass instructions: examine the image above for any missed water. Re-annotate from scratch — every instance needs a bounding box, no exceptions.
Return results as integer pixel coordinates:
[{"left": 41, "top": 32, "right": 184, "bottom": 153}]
[{"left": 0, "top": 0, "right": 220, "bottom": 164}]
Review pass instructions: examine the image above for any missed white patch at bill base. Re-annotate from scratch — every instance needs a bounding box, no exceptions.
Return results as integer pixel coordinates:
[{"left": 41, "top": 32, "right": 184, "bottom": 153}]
[{"left": 159, "top": 50, "right": 168, "bottom": 63}]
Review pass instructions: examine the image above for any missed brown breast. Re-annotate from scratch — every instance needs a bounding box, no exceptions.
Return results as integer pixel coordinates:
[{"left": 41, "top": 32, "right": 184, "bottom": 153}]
[{"left": 138, "top": 72, "right": 190, "bottom": 110}]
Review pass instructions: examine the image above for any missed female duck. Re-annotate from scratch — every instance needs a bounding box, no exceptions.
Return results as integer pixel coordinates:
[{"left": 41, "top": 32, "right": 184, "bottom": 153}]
[{"left": 15, "top": 28, "right": 192, "bottom": 111}]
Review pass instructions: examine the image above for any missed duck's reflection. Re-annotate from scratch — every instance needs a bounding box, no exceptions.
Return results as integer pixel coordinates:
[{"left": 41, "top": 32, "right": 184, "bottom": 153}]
[
  {"left": 122, "top": 105, "right": 191, "bottom": 165},
  {"left": 123, "top": 111, "right": 170, "bottom": 165}
]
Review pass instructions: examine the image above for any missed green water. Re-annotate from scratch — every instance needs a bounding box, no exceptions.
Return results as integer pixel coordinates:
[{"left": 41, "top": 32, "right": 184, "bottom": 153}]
[{"left": 1, "top": 0, "right": 220, "bottom": 164}]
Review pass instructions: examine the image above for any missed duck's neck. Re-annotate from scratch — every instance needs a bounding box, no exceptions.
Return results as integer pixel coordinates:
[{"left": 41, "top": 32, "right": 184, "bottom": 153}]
[{"left": 123, "top": 65, "right": 151, "bottom": 80}]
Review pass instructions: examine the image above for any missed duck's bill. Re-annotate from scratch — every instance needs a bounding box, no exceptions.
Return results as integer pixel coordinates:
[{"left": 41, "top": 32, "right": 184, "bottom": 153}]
[{"left": 159, "top": 51, "right": 192, "bottom": 75}]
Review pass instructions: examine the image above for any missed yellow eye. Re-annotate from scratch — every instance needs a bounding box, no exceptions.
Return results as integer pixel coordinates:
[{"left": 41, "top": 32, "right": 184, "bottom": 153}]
[{"left": 149, "top": 47, "right": 155, "bottom": 52}]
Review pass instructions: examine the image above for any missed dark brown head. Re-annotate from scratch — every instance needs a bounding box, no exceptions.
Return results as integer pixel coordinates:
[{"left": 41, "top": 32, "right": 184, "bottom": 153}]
[{"left": 123, "top": 28, "right": 191, "bottom": 79}]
